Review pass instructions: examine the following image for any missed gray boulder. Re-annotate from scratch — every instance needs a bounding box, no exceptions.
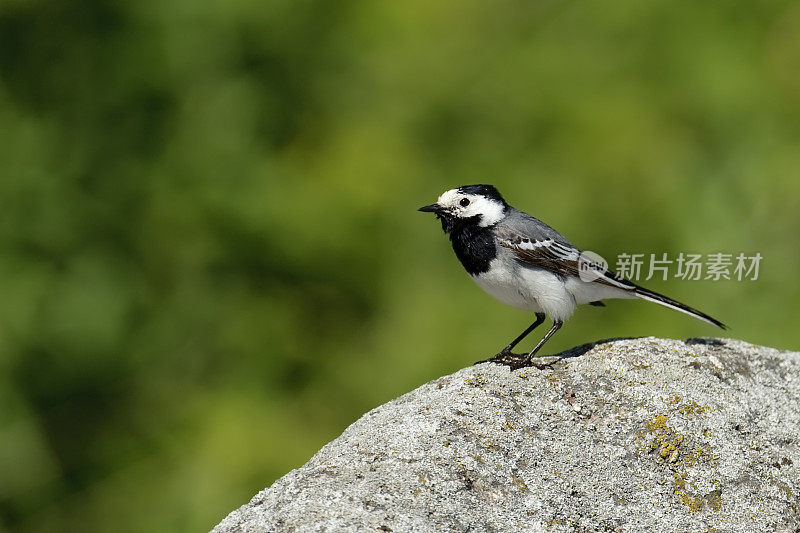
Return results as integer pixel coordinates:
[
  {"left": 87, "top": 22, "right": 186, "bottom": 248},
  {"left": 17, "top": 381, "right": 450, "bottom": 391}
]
[{"left": 212, "top": 337, "right": 800, "bottom": 532}]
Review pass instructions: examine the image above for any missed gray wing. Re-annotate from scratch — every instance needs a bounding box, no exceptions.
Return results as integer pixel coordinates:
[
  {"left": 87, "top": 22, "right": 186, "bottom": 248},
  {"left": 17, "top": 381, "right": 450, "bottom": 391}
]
[{"left": 496, "top": 209, "right": 634, "bottom": 290}]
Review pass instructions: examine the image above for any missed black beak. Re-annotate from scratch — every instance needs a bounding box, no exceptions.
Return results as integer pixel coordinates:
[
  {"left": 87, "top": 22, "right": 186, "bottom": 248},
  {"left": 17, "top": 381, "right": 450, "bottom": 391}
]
[{"left": 418, "top": 204, "right": 443, "bottom": 213}]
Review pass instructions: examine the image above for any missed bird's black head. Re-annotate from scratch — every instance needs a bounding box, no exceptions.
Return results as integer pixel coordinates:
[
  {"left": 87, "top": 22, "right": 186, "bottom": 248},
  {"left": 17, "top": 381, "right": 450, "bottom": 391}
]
[
  {"left": 455, "top": 184, "right": 507, "bottom": 204},
  {"left": 418, "top": 184, "right": 509, "bottom": 234}
]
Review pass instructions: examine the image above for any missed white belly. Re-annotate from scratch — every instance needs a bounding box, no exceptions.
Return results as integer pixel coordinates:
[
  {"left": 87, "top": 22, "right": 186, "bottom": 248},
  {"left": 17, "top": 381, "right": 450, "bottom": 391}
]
[
  {"left": 471, "top": 259, "right": 577, "bottom": 322},
  {"left": 472, "top": 264, "right": 538, "bottom": 311}
]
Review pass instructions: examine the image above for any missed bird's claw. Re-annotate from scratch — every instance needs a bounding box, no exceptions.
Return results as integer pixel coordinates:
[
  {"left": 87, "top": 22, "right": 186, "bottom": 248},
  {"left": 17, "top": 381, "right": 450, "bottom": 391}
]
[{"left": 473, "top": 348, "right": 531, "bottom": 370}]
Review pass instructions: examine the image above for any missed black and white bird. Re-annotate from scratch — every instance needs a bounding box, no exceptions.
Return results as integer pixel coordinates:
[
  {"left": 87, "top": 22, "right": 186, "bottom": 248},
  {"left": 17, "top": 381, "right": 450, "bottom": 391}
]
[{"left": 419, "top": 184, "right": 725, "bottom": 368}]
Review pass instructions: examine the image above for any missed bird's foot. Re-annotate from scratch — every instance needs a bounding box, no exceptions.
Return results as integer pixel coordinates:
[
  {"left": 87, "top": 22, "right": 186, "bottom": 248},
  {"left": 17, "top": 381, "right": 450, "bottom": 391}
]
[{"left": 474, "top": 348, "right": 531, "bottom": 370}]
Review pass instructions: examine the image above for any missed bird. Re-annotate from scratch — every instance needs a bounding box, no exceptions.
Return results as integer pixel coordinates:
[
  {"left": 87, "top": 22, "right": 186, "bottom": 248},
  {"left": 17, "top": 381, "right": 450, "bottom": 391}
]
[{"left": 419, "top": 184, "right": 725, "bottom": 369}]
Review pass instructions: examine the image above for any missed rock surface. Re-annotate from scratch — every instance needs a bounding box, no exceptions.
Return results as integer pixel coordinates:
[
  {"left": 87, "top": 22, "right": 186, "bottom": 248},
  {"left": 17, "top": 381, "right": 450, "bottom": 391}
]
[{"left": 213, "top": 337, "right": 800, "bottom": 532}]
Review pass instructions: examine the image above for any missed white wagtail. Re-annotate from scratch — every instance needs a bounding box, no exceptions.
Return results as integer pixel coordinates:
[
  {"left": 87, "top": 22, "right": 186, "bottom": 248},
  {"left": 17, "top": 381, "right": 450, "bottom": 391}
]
[{"left": 419, "top": 184, "right": 725, "bottom": 368}]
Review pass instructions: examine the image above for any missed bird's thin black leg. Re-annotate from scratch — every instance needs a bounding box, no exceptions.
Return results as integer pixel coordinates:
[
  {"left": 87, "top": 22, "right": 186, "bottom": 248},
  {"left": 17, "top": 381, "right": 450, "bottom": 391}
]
[
  {"left": 522, "top": 320, "right": 563, "bottom": 364},
  {"left": 501, "top": 313, "right": 546, "bottom": 355},
  {"left": 475, "top": 313, "right": 545, "bottom": 366}
]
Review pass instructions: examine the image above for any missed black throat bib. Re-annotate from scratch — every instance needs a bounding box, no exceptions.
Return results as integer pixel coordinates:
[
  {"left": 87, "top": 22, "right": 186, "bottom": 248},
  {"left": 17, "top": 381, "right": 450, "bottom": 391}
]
[{"left": 443, "top": 215, "right": 497, "bottom": 276}]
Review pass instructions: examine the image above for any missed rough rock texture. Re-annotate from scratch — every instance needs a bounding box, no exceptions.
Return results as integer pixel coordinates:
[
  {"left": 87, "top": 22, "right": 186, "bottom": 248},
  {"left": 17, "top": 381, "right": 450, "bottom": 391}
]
[{"left": 213, "top": 337, "right": 800, "bottom": 532}]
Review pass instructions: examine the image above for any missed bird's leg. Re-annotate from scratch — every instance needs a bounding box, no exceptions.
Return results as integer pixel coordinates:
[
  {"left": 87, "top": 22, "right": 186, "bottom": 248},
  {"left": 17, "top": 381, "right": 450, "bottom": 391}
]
[
  {"left": 498, "top": 313, "right": 546, "bottom": 356},
  {"left": 475, "top": 313, "right": 545, "bottom": 366},
  {"left": 521, "top": 320, "right": 563, "bottom": 365}
]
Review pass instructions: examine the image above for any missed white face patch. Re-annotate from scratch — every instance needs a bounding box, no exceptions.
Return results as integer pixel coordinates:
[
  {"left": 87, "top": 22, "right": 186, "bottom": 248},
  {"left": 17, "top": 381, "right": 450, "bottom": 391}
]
[{"left": 436, "top": 189, "right": 507, "bottom": 227}]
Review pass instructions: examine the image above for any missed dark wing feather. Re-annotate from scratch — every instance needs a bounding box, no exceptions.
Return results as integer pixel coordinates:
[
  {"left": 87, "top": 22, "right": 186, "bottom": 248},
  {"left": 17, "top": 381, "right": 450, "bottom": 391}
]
[{"left": 497, "top": 231, "right": 635, "bottom": 291}]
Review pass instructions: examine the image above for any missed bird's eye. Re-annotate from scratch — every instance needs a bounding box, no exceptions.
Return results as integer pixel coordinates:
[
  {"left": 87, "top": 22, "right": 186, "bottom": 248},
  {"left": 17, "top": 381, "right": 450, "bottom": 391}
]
[{"left": 460, "top": 198, "right": 470, "bottom": 207}]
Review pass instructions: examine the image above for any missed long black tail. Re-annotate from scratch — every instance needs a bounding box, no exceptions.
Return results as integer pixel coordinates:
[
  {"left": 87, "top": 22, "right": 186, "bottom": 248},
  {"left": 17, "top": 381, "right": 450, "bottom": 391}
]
[{"left": 633, "top": 286, "right": 726, "bottom": 329}]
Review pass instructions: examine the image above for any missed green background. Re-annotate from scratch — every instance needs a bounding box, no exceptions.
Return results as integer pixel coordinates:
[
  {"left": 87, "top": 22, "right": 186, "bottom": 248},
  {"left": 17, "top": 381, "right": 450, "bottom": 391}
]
[{"left": 1, "top": 0, "right": 799, "bottom": 531}]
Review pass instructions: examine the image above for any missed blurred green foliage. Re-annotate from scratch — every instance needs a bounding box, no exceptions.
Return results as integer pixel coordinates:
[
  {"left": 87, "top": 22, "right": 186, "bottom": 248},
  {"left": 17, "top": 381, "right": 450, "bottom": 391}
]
[{"left": 1, "top": 0, "right": 799, "bottom": 530}]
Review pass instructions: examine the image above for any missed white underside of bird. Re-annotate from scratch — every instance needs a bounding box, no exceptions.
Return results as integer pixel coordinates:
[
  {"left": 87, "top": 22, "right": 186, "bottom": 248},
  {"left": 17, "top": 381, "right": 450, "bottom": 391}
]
[{"left": 472, "top": 259, "right": 635, "bottom": 322}]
